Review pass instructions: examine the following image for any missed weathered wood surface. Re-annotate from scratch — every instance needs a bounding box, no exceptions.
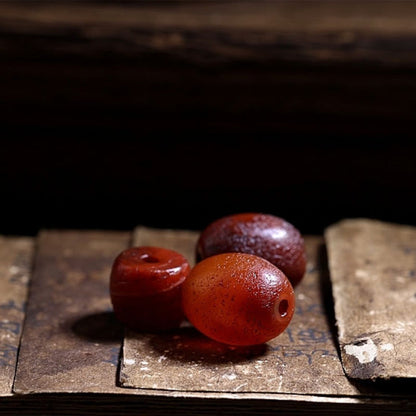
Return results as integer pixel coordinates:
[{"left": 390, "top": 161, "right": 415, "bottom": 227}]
[
  {"left": 325, "top": 219, "right": 416, "bottom": 380},
  {"left": 0, "top": 236, "right": 33, "bottom": 396},
  {"left": 13, "top": 230, "right": 131, "bottom": 394},
  {"left": 122, "top": 230, "right": 360, "bottom": 395},
  {"left": 7, "top": 226, "right": 416, "bottom": 415},
  {"left": 1, "top": 1, "right": 416, "bottom": 138}
]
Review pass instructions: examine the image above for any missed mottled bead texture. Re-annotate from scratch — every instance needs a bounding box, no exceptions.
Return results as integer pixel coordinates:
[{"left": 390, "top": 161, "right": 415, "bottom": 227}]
[
  {"left": 196, "top": 213, "right": 306, "bottom": 287},
  {"left": 182, "top": 252, "right": 295, "bottom": 346}
]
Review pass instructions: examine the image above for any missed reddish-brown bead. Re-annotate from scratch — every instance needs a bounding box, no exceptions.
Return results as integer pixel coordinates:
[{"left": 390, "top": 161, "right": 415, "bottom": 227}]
[
  {"left": 182, "top": 252, "right": 295, "bottom": 346},
  {"left": 196, "top": 213, "right": 306, "bottom": 287},
  {"left": 110, "top": 246, "right": 190, "bottom": 331}
]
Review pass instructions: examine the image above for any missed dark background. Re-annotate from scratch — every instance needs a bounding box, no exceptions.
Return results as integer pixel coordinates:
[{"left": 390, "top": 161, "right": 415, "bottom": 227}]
[
  {"left": 1, "top": 1, "right": 415, "bottom": 237},
  {"left": 2, "top": 132, "right": 415, "bottom": 237}
]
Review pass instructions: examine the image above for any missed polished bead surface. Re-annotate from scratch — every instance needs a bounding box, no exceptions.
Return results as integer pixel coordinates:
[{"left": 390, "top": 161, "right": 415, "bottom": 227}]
[
  {"left": 182, "top": 252, "right": 295, "bottom": 346},
  {"left": 110, "top": 246, "right": 190, "bottom": 331}
]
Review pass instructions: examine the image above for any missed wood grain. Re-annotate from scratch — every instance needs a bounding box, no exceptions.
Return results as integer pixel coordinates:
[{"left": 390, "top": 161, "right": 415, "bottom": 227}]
[
  {"left": 13, "top": 230, "right": 130, "bottom": 394},
  {"left": 1, "top": 1, "right": 416, "bottom": 138},
  {"left": 1, "top": 1, "right": 416, "bottom": 65},
  {"left": 0, "top": 236, "right": 33, "bottom": 396}
]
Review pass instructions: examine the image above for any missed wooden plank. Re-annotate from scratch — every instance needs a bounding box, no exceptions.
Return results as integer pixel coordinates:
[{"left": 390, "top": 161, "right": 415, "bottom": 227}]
[
  {"left": 0, "top": 236, "right": 33, "bottom": 396},
  {"left": 1, "top": 1, "right": 416, "bottom": 138},
  {"left": 121, "top": 228, "right": 360, "bottom": 395},
  {"left": 325, "top": 219, "right": 416, "bottom": 380},
  {"left": 1, "top": 391, "right": 413, "bottom": 416},
  {"left": 1, "top": 1, "right": 416, "bottom": 66},
  {"left": 13, "top": 230, "right": 130, "bottom": 394},
  {"left": 8, "top": 226, "right": 416, "bottom": 414}
]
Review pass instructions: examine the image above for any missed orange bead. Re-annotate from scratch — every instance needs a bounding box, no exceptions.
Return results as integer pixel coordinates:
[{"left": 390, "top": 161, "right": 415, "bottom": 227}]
[
  {"left": 110, "top": 246, "right": 190, "bottom": 331},
  {"left": 196, "top": 212, "right": 306, "bottom": 287},
  {"left": 182, "top": 252, "right": 295, "bottom": 346}
]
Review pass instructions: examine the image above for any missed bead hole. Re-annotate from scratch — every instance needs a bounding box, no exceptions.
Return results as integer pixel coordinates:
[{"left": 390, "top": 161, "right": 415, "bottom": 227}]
[
  {"left": 140, "top": 254, "right": 159, "bottom": 263},
  {"left": 278, "top": 299, "right": 289, "bottom": 317}
]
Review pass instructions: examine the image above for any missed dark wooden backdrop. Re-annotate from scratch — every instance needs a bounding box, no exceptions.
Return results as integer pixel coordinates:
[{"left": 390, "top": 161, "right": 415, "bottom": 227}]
[{"left": 1, "top": 1, "right": 415, "bottom": 236}]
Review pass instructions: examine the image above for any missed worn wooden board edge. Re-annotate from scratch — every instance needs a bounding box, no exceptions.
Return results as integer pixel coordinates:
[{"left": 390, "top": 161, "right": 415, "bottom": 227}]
[
  {"left": 6, "top": 384, "right": 416, "bottom": 416},
  {"left": 3, "top": 392, "right": 416, "bottom": 416},
  {"left": 325, "top": 218, "right": 416, "bottom": 381},
  {"left": 0, "top": 235, "right": 34, "bottom": 397}
]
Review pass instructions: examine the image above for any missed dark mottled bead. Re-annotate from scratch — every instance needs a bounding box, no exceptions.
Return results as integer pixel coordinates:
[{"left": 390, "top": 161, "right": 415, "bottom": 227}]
[{"left": 196, "top": 213, "right": 306, "bottom": 287}]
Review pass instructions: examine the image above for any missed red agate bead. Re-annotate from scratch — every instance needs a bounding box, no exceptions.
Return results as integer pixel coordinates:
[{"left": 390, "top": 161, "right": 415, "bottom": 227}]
[
  {"left": 182, "top": 252, "right": 295, "bottom": 346},
  {"left": 110, "top": 246, "right": 190, "bottom": 331},
  {"left": 196, "top": 212, "right": 306, "bottom": 287}
]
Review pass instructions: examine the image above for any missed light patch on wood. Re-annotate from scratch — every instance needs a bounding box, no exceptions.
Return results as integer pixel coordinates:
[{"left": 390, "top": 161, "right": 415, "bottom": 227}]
[
  {"left": 344, "top": 339, "right": 378, "bottom": 364},
  {"left": 325, "top": 219, "right": 416, "bottom": 380}
]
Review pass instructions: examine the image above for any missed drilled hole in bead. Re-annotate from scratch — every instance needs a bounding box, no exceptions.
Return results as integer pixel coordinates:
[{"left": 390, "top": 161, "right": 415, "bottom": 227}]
[
  {"left": 140, "top": 254, "right": 159, "bottom": 263},
  {"left": 278, "top": 299, "right": 289, "bottom": 317}
]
